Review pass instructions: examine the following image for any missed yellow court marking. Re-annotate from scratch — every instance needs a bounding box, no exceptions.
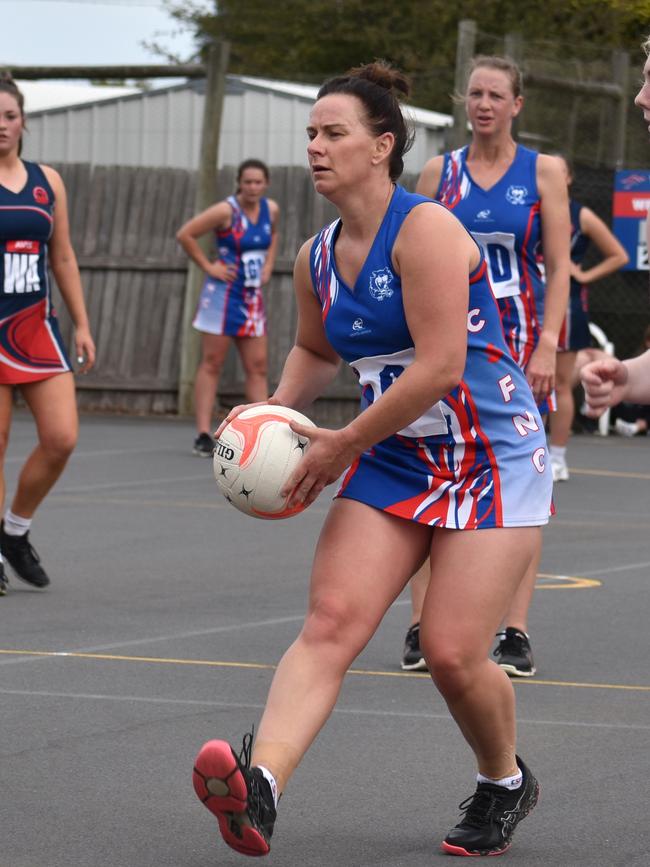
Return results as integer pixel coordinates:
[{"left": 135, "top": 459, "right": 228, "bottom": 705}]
[
  {"left": 535, "top": 573, "right": 601, "bottom": 589},
  {"left": 1, "top": 648, "right": 648, "bottom": 692},
  {"left": 569, "top": 467, "right": 650, "bottom": 481}
]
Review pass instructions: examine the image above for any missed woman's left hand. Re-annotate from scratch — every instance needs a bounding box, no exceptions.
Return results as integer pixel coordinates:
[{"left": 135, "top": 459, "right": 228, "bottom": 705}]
[
  {"left": 526, "top": 337, "right": 556, "bottom": 404},
  {"left": 281, "top": 423, "right": 358, "bottom": 508},
  {"left": 74, "top": 326, "right": 96, "bottom": 374},
  {"left": 569, "top": 262, "right": 584, "bottom": 282},
  {"left": 261, "top": 263, "right": 273, "bottom": 286}
]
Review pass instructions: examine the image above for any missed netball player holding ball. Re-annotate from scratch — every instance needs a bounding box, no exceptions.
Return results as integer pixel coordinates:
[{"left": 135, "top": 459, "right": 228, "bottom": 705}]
[{"left": 191, "top": 61, "right": 551, "bottom": 858}]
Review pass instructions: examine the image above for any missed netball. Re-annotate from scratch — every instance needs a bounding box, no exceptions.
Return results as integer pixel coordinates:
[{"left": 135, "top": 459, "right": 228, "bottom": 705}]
[{"left": 213, "top": 404, "right": 315, "bottom": 519}]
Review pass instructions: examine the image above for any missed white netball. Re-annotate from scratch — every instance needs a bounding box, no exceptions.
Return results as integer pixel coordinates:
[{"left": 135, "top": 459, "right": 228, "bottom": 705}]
[{"left": 213, "top": 404, "right": 316, "bottom": 519}]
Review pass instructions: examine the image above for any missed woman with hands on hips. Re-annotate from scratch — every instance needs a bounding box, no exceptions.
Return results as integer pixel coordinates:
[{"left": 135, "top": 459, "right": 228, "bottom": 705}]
[
  {"left": 194, "top": 61, "right": 550, "bottom": 859},
  {"left": 176, "top": 159, "right": 280, "bottom": 457}
]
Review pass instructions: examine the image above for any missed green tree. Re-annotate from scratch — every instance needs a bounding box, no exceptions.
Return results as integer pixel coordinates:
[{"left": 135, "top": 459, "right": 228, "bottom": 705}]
[{"left": 167, "top": 0, "right": 650, "bottom": 113}]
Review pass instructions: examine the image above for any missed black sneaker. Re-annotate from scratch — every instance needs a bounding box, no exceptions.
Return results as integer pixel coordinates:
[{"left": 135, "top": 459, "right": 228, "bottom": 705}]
[
  {"left": 401, "top": 622, "right": 428, "bottom": 671},
  {"left": 192, "top": 729, "right": 276, "bottom": 856},
  {"left": 0, "top": 523, "right": 50, "bottom": 588},
  {"left": 0, "top": 562, "right": 7, "bottom": 595},
  {"left": 193, "top": 432, "right": 215, "bottom": 457},
  {"left": 493, "top": 627, "right": 536, "bottom": 677},
  {"left": 442, "top": 755, "right": 539, "bottom": 856}
]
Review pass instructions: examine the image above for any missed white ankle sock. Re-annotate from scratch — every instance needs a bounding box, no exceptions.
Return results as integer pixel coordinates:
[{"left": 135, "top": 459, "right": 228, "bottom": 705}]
[
  {"left": 549, "top": 445, "right": 566, "bottom": 460},
  {"left": 3, "top": 509, "right": 32, "bottom": 537},
  {"left": 257, "top": 765, "right": 279, "bottom": 807},
  {"left": 477, "top": 767, "right": 523, "bottom": 790}
]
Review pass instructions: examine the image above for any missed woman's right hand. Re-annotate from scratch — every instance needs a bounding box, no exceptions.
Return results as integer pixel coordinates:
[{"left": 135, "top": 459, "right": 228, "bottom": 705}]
[
  {"left": 580, "top": 357, "right": 629, "bottom": 417},
  {"left": 214, "top": 397, "right": 283, "bottom": 439},
  {"left": 206, "top": 259, "right": 238, "bottom": 282}
]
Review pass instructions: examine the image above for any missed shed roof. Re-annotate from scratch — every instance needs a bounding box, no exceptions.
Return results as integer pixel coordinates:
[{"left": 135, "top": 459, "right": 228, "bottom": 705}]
[{"left": 20, "top": 74, "right": 452, "bottom": 130}]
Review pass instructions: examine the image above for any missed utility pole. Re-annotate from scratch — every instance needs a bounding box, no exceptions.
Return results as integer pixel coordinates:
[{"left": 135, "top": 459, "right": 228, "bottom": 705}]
[
  {"left": 448, "top": 19, "right": 477, "bottom": 150},
  {"left": 178, "top": 40, "right": 231, "bottom": 416}
]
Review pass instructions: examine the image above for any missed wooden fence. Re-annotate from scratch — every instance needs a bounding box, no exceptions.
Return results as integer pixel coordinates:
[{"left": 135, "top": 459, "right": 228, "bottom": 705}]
[
  {"left": 53, "top": 162, "right": 648, "bottom": 422},
  {"left": 54, "top": 163, "right": 362, "bottom": 423}
]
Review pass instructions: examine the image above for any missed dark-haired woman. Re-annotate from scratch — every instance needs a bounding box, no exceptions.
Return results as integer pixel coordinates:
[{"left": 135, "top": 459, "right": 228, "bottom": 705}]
[
  {"left": 176, "top": 159, "right": 280, "bottom": 456},
  {"left": 410, "top": 55, "right": 571, "bottom": 678},
  {"left": 192, "top": 62, "right": 549, "bottom": 858},
  {"left": 0, "top": 72, "right": 95, "bottom": 594}
]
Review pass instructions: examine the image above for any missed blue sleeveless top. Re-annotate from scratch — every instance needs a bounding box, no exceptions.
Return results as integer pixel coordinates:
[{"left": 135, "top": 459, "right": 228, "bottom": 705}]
[
  {"left": 435, "top": 145, "right": 544, "bottom": 370},
  {"left": 307, "top": 185, "right": 552, "bottom": 529},
  {"left": 0, "top": 160, "right": 55, "bottom": 313},
  {"left": 0, "top": 160, "right": 72, "bottom": 383},
  {"left": 216, "top": 195, "right": 273, "bottom": 290},
  {"left": 569, "top": 199, "right": 589, "bottom": 298}
]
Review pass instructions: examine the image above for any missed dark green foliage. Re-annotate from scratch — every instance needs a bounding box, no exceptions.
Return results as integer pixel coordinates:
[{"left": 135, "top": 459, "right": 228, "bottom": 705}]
[{"left": 169, "top": 0, "right": 650, "bottom": 113}]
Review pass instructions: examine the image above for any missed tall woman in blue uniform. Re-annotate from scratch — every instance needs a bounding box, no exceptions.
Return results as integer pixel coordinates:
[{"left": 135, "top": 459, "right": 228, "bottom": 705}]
[
  {"left": 176, "top": 160, "right": 279, "bottom": 456},
  {"left": 191, "top": 62, "right": 550, "bottom": 858},
  {"left": 411, "top": 56, "right": 571, "bottom": 677},
  {"left": 0, "top": 72, "right": 95, "bottom": 594}
]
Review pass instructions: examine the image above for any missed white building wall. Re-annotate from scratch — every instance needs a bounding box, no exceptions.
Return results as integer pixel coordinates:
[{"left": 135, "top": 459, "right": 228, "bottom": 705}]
[{"left": 22, "top": 78, "right": 449, "bottom": 174}]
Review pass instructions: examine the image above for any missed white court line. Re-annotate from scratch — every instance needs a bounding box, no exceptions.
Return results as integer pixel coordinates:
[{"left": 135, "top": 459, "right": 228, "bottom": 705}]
[
  {"left": 579, "top": 560, "right": 650, "bottom": 577},
  {"left": 56, "top": 474, "right": 209, "bottom": 494},
  {"left": 4, "top": 446, "right": 184, "bottom": 464},
  {"left": 0, "top": 614, "right": 307, "bottom": 666},
  {"left": 1, "top": 688, "right": 648, "bottom": 732}
]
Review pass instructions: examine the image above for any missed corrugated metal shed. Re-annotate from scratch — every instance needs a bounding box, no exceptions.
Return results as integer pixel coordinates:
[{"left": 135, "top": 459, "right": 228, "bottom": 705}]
[{"left": 21, "top": 75, "right": 451, "bottom": 172}]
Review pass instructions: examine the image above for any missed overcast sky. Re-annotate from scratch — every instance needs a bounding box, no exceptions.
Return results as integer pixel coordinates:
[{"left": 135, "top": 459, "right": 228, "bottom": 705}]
[{"left": 1, "top": 0, "right": 210, "bottom": 68}]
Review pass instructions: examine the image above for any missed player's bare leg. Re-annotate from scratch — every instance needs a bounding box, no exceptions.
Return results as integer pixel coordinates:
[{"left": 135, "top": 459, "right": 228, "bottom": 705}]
[
  {"left": 236, "top": 335, "right": 268, "bottom": 403},
  {"left": 1, "top": 373, "right": 77, "bottom": 588}
]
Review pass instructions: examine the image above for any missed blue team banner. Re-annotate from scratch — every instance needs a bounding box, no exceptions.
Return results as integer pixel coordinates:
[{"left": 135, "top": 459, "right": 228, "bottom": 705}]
[{"left": 613, "top": 170, "right": 650, "bottom": 270}]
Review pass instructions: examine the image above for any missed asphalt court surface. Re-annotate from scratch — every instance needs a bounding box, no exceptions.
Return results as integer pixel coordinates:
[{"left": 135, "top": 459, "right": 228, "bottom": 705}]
[{"left": 1, "top": 412, "right": 649, "bottom": 867}]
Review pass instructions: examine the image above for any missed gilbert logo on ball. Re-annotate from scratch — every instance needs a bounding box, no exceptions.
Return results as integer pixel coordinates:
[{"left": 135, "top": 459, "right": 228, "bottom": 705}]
[{"left": 213, "top": 404, "right": 315, "bottom": 519}]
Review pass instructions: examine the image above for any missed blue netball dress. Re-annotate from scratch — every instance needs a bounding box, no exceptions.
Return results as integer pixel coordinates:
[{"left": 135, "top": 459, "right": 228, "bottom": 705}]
[
  {"left": 193, "top": 195, "right": 272, "bottom": 337},
  {"left": 310, "top": 186, "right": 552, "bottom": 529},
  {"left": 558, "top": 199, "right": 591, "bottom": 352},
  {"left": 0, "top": 160, "right": 71, "bottom": 384},
  {"left": 435, "top": 145, "right": 544, "bottom": 372}
]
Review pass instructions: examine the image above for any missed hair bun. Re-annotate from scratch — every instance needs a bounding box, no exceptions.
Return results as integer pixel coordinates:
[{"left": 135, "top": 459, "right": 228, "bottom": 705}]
[{"left": 348, "top": 61, "right": 411, "bottom": 101}]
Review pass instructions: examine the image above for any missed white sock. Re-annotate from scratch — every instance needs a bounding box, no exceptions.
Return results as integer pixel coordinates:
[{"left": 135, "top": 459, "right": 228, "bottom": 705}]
[
  {"left": 257, "top": 765, "right": 279, "bottom": 807},
  {"left": 549, "top": 445, "right": 566, "bottom": 460},
  {"left": 477, "top": 767, "right": 523, "bottom": 790},
  {"left": 3, "top": 509, "right": 32, "bottom": 537}
]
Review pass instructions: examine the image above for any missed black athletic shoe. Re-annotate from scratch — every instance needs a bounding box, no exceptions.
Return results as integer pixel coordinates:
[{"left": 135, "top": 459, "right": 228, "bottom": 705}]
[
  {"left": 401, "top": 622, "right": 428, "bottom": 671},
  {"left": 0, "top": 563, "right": 7, "bottom": 596},
  {"left": 493, "top": 627, "right": 536, "bottom": 677},
  {"left": 442, "top": 755, "right": 539, "bottom": 856},
  {"left": 0, "top": 523, "right": 50, "bottom": 588},
  {"left": 193, "top": 432, "right": 215, "bottom": 457},
  {"left": 193, "top": 729, "right": 277, "bottom": 856}
]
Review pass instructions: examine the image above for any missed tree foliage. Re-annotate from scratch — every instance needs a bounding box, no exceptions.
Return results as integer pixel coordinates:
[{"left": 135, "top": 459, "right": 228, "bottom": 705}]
[{"left": 167, "top": 0, "right": 650, "bottom": 112}]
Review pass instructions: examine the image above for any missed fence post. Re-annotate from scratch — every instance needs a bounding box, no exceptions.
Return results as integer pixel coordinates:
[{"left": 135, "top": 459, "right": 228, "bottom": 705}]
[
  {"left": 504, "top": 32, "right": 523, "bottom": 140},
  {"left": 447, "top": 19, "right": 477, "bottom": 150},
  {"left": 610, "top": 50, "right": 630, "bottom": 168},
  {"left": 177, "top": 40, "right": 231, "bottom": 417}
]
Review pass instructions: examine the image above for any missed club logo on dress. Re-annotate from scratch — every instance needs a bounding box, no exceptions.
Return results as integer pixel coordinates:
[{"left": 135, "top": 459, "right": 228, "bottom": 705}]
[
  {"left": 369, "top": 267, "right": 394, "bottom": 301},
  {"left": 506, "top": 185, "right": 528, "bottom": 205},
  {"left": 33, "top": 186, "right": 49, "bottom": 205}
]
